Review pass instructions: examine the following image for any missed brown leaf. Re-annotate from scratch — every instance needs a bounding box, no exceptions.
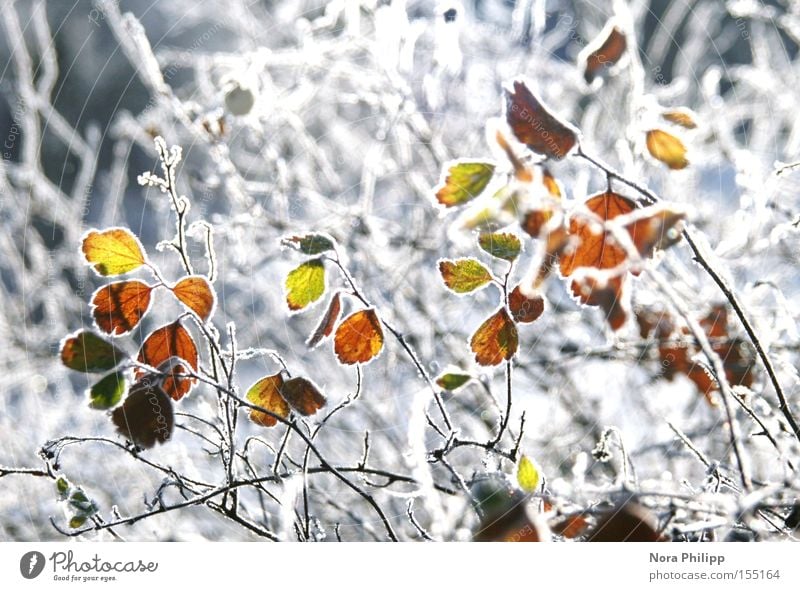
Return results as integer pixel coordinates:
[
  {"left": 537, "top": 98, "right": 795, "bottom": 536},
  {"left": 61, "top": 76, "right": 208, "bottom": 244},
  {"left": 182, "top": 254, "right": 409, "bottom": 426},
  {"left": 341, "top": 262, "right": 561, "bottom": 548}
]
[
  {"left": 334, "top": 309, "right": 384, "bottom": 365},
  {"left": 571, "top": 272, "right": 628, "bottom": 331},
  {"left": 111, "top": 379, "right": 174, "bottom": 449},
  {"left": 495, "top": 130, "right": 533, "bottom": 182},
  {"left": 307, "top": 293, "right": 342, "bottom": 348},
  {"left": 508, "top": 285, "right": 544, "bottom": 323},
  {"left": 505, "top": 79, "right": 578, "bottom": 160},
  {"left": 136, "top": 322, "right": 198, "bottom": 400},
  {"left": 542, "top": 168, "right": 562, "bottom": 198},
  {"left": 470, "top": 308, "right": 518, "bottom": 366},
  {"left": 581, "top": 23, "right": 627, "bottom": 83},
  {"left": 91, "top": 280, "right": 152, "bottom": 336},
  {"left": 246, "top": 373, "right": 290, "bottom": 427},
  {"left": 172, "top": 276, "right": 216, "bottom": 321},
  {"left": 587, "top": 502, "right": 666, "bottom": 542},
  {"left": 560, "top": 191, "right": 636, "bottom": 277},
  {"left": 280, "top": 377, "right": 326, "bottom": 416}
]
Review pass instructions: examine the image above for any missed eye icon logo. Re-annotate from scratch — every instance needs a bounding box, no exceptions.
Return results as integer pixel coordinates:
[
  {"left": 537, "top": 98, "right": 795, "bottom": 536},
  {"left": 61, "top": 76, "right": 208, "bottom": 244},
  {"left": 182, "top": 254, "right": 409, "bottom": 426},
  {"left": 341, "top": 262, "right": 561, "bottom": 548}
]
[{"left": 20, "top": 551, "right": 45, "bottom": 579}]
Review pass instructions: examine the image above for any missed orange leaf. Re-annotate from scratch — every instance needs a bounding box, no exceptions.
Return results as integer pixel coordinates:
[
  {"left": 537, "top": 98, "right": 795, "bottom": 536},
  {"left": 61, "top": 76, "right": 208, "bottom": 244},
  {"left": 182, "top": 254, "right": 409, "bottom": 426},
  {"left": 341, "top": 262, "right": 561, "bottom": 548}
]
[
  {"left": 172, "top": 276, "right": 216, "bottom": 321},
  {"left": 82, "top": 228, "right": 146, "bottom": 276},
  {"left": 560, "top": 191, "right": 636, "bottom": 277},
  {"left": 136, "top": 322, "right": 198, "bottom": 400},
  {"left": 280, "top": 377, "right": 326, "bottom": 416},
  {"left": 505, "top": 79, "right": 579, "bottom": 160},
  {"left": 542, "top": 168, "right": 562, "bottom": 198},
  {"left": 508, "top": 285, "right": 544, "bottom": 323},
  {"left": 646, "top": 129, "right": 689, "bottom": 170},
  {"left": 334, "top": 309, "right": 384, "bottom": 365},
  {"left": 470, "top": 308, "right": 518, "bottom": 366},
  {"left": 307, "top": 293, "right": 342, "bottom": 349},
  {"left": 662, "top": 108, "right": 698, "bottom": 129},
  {"left": 111, "top": 379, "right": 174, "bottom": 449},
  {"left": 580, "top": 23, "right": 627, "bottom": 83},
  {"left": 551, "top": 514, "right": 590, "bottom": 539},
  {"left": 246, "top": 373, "right": 290, "bottom": 427},
  {"left": 91, "top": 280, "right": 152, "bottom": 335}
]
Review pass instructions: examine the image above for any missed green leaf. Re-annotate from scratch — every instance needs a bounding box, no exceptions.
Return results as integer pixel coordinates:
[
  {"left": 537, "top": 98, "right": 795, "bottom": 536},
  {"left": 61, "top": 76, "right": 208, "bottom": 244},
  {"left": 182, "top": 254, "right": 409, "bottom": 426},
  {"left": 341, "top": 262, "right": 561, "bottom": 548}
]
[
  {"left": 88, "top": 372, "right": 126, "bottom": 410},
  {"left": 285, "top": 259, "right": 326, "bottom": 311},
  {"left": 56, "top": 477, "right": 70, "bottom": 496},
  {"left": 439, "top": 258, "right": 493, "bottom": 294},
  {"left": 435, "top": 161, "right": 495, "bottom": 207},
  {"left": 516, "top": 455, "right": 540, "bottom": 492},
  {"left": 60, "top": 331, "right": 126, "bottom": 373},
  {"left": 283, "top": 234, "right": 335, "bottom": 255},
  {"left": 436, "top": 373, "right": 472, "bottom": 391},
  {"left": 69, "top": 515, "right": 87, "bottom": 529},
  {"left": 478, "top": 232, "right": 522, "bottom": 262}
]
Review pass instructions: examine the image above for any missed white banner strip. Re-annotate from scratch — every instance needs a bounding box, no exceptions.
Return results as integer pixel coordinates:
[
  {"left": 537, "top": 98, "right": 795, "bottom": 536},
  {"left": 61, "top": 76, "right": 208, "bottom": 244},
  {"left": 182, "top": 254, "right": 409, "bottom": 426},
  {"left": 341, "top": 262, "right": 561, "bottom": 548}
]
[{"left": 1, "top": 542, "right": 797, "bottom": 590}]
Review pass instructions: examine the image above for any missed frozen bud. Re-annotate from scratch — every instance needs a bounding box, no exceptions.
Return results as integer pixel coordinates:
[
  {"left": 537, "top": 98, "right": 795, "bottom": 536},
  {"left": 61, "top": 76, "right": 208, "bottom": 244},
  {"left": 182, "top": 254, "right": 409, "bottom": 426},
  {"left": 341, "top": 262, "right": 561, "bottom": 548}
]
[{"left": 225, "top": 84, "right": 255, "bottom": 116}]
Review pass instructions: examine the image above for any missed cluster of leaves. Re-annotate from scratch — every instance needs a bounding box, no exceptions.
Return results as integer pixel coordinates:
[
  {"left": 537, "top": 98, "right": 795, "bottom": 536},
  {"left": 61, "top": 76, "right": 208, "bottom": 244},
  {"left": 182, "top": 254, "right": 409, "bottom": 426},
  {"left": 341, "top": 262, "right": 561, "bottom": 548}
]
[{"left": 59, "top": 226, "right": 213, "bottom": 448}]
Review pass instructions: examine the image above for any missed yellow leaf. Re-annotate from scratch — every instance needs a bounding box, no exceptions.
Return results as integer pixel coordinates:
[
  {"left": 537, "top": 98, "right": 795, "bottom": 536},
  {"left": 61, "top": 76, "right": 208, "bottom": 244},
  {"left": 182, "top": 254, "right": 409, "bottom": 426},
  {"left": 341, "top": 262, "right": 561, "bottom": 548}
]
[
  {"left": 517, "top": 455, "right": 540, "bottom": 492},
  {"left": 82, "top": 228, "right": 146, "bottom": 276},
  {"left": 646, "top": 129, "right": 689, "bottom": 170}
]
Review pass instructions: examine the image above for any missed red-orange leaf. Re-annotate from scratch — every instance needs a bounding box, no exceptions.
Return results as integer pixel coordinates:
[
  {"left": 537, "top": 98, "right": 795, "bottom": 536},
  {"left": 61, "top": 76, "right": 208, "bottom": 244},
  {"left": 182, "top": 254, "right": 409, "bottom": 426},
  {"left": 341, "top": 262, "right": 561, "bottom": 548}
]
[
  {"left": 623, "top": 206, "right": 686, "bottom": 260},
  {"left": 560, "top": 191, "right": 636, "bottom": 277},
  {"left": 280, "top": 377, "right": 326, "bottom": 416},
  {"left": 91, "top": 280, "right": 152, "bottom": 335},
  {"left": 334, "top": 309, "right": 384, "bottom": 365},
  {"left": 587, "top": 502, "right": 666, "bottom": 542},
  {"left": 505, "top": 79, "right": 579, "bottom": 160},
  {"left": 470, "top": 308, "right": 518, "bottom": 366},
  {"left": 136, "top": 322, "right": 198, "bottom": 400},
  {"left": 172, "top": 276, "right": 216, "bottom": 321},
  {"left": 307, "top": 293, "right": 342, "bottom": 349},
  {"left": 111, "top": 379, "right": 174, "bottom": 449},
  {"left": 580, "top": 23, "right": 627, "bottom": 83},
  {"left": 508, "top": 285, "right": 545, "bottom": 323}
]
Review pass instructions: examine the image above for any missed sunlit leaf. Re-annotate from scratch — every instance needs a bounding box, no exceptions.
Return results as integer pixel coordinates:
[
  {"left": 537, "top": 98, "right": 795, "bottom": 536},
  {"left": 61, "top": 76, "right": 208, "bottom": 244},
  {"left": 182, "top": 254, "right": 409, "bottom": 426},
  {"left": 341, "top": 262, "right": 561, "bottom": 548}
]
[
  {"left": 662, "top": 108, "right": 698, "bottom": 129},
  {"left": 505, "top": 79, "right": 579, "bottom": 160},
  {"left": 88, "top": 372, "right": 126, "bottom": 410},
  {"left": 508, "top": 285, "right": 545, "bottom": 323},
  {"left": 434, "top": 160, "right": 495, "bottom": 207},
  {"left": 516, "top": 455, "right": 540, "bottom": 492},
  {"left": 334, "top": 309, "right": 384, "bottom": 365},
  {"left": 439, "top": 258, "right": 492, "bottom": 293},
  {"left": 478, "top": 232, "right": 521, "bottom": 262},
  {"left": 560, "top": 191, "right": 636, "bottom": 277},
  {"left": 280, "top": 376, "right": 326, "bottom": 416},
  {"left": 470, "top": 308, "right": 518, "bottom": 366},
  {"left": 136, "top": 322, "right": 198, "bottom": 400},
  {"left": 646, "top": 129, "right": 689, "bottom": 170},
  {"left": 494, "top": 131, "right": 533, "bottom": 182},
  {"left": 81, "top": 228, "right": 146, "bottom": 276},
  {"left": 283, "top": 233, "right": 335, "bottom": 255},
  {"left": 580, "top": 22, "right": 627, "bottom": 83},
  {"left": 542, "top": 168, "right": 562, "bottom": 198},
  {"left": 91, "top": 280, "right": 152, "bottom": 335},
  {"left": 60, "top": 330, "right": 125, "bottom": 373},
  {"left": 111, "top": 379, "right": 174, "bottom": 449},
  {"left": 435, "top": 372, "right": 472, "bottom": 391},
  {"left": 285, "top": 259, "right": 326, "bottom": 311},
  {"left": 172, "top": 276, "right": 216, "bottom": 321},
  {"left": 307, "top": 293, "right": 342, "bottom": 349},
  {"left": 246, "top": 373, "right": 290, "bottom": 427}
]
